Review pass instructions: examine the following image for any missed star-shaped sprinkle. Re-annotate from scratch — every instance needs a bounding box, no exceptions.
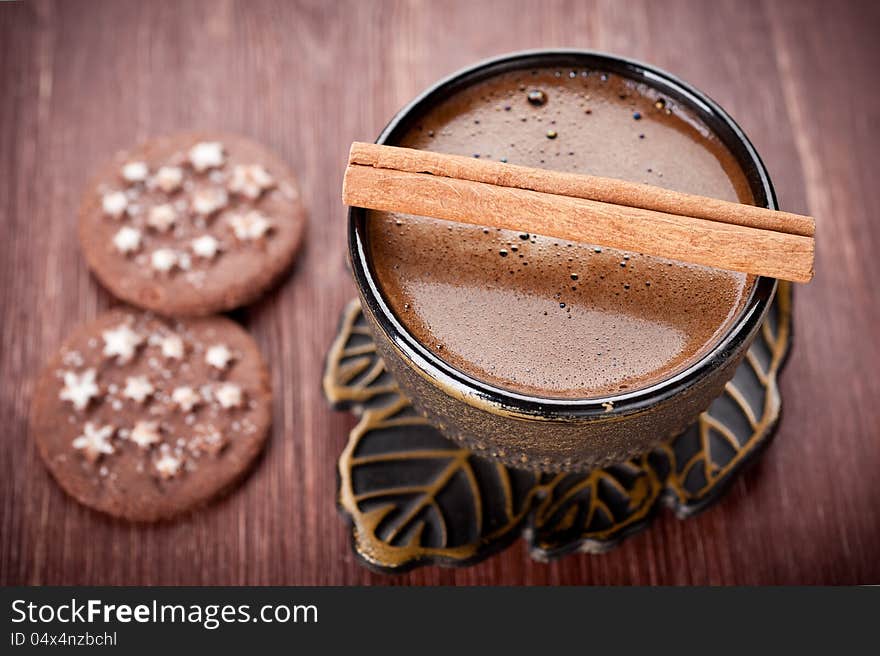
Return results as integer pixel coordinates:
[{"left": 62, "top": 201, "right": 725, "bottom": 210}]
[
  {"left": 154, "top": 166, "right": 183, "bottom": 193},
  {"left": 191, "top": 235, "right": 220, "bottom": 260},
  {"left": 154, "top": 447, "right": 183, "bottom": 479},
  {"left": 130, "top": 420, "right": 161, "bottom": 449},
  {"left": 113, "top": 226, "right": 142, "bottom": 254},
  {"left": 214, "top": 382, "right": 243, "bottom": 409},
  {"left": 192, "top": 187, "right": 228, "bottom": 215},
  {"left": 151, "top": 248, "right": 179, "bottom": 272},
  {"left": 147, "top": 204, "right": 177, "bottom": 232},
  {"left": 102, "top": 191, "right": 128, "bottom": 218},
  {"left": 189, "top": 141, "right": 225, "bottom": 172},
  {"left": 172, "top": 386, "right": 201, "bottom": 412},
  {"left": 228, "top": 164, "right": 275, "bottom": 199},
  {"left": 227, "top": 210, "right": 272, "bottom": 241},
  {"left": 121, "top": 161, "right": 149, "bottom": 183},
  {"left": 102, "top": 323, "right": 144, "bottom": 364},
  {"left": 59, "top": 368, "right": 100, "bottom": 411},
  {"left": 123, "top": 375, "right": 154, "bottom": 403},
  {"left": 191, "top": 424, "right": 227, "bottom": 456},
  {"left": 72, "top": 422, "right": 115, "bottom": 463},
  {"left": 160, "top": 334, "right": 184, "bottom": 360},
  {"left": 205, "top": 344, "right": 233, "bottom": 370}
]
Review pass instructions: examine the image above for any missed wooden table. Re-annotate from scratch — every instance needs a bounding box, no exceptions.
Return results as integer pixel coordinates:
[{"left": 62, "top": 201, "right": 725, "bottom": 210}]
[{"left": 1, "top": 0, "right": 877, "bottom": 586}]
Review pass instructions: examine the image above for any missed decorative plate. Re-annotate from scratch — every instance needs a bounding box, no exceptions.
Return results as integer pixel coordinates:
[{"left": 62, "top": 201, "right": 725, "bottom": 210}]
[{"left": 323, "top": 283, "right": 792, "bottom": 573}]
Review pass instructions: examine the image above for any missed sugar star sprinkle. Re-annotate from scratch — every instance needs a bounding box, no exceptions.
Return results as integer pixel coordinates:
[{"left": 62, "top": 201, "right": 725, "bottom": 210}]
[
  {"left": 72, "top": 422, "right": 115, "bottom": 463},
  {"left": 102, "top": 323, "right": 144, "bottom": 363},
  {"left": 154, "top": 447, "right": 183, "bottom": 479},
  {"left": 154, "top": 166, "right": 183, "bottom": 193},
  {"left": 147, "top": 204, "right": 177, "bottom": 232},
  {"left": 228, "top": 164, "right": 274, "bottom": 199},
  {"left": 121, "top": 161, "right": 149, "bottom": 183},
  {"left": 130, "top": 420, "right": 161, "bottom": 449},
  {"left": 151, "top": 248, "right": 179, "bottom": 272},
  {"left": 160, "top": 334, "right": 184, "bottom": 360},
  {"left": 189, "top": 141, "right": 225, "bottom": 172},
  {"left": 191, "top": 235, "right": 220, "bottom": 260},
  {"left": 59, "top": 368, "right": 100, "bottom": 411},
  {"left": 214, "top": 382, "right": 243, "bottom": 409},
  {"left": 191, "top": 424, "right": 228, "bottom": 456},
  {"left": 123, "top": 375, "right": 154, "bottom": 403},
  {"left": 228, "top": 210, "right": 272, "bottom": 241},
  {"left": 102, "top": 191, "right": 128, "bottom": 218},
  {"left": 205, "top": 344, "right": 233, "bottom": 370},
  {"left": 172, "top": 386, "right": 201, "bottom": 412},
  {"left": 113, "top": 226, "right": 142, "bottom": 254},
  {"left": 192, "top": 187, "right": 228, "bottom": 216}
]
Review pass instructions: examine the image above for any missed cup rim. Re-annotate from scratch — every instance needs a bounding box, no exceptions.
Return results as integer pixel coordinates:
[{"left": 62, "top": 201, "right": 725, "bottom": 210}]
[{"left": 349, "top": 48, "right": 778, "bottom": 420}]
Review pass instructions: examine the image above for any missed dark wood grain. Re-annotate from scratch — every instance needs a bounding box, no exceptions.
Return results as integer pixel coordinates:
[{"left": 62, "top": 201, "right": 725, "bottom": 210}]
[{"left": 1, "top": 0, "right": 877, "bottom": 586}]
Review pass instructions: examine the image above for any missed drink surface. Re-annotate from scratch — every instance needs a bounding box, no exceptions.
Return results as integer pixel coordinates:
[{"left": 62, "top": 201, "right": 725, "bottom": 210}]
[{"left": 367, "top": 68, "right": 755, "bottom": 398}]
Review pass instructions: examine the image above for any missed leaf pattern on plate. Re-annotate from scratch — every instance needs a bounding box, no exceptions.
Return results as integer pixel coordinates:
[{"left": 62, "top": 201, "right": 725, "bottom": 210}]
[
  {"left": 529, "top": 457, "right": 663, "bottom": 559},
  {"left": 324, "top": 282, "right": 792, "bottom": 571},
  {"left": 657, "top": 281, "right": 791, "bottom": 516},
  {"left": 338, "top": 396, "right": 544, "bottom": 569},
  {"left": 323, "top": 299, "right": 399, "bottom": 407}
]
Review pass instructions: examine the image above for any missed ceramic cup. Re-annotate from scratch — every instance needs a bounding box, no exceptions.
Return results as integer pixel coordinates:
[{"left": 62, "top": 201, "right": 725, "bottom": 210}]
[{"left": 348, "top": 50, "right": 778, "bottom": 472}]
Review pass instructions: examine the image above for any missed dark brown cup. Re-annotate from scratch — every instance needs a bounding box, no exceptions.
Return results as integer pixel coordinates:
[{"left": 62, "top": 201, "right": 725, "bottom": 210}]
[{"left": 348, "top": 50, "right": 778, "bottom": 472}]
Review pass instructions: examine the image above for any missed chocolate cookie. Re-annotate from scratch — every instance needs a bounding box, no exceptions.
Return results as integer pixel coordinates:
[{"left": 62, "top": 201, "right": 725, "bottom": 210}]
[
  {"left": 30, "top": 309, "right": 272, "bottom": 521},
  {"left": 79, "top": 133, "right": 306, "bottom": 316}
]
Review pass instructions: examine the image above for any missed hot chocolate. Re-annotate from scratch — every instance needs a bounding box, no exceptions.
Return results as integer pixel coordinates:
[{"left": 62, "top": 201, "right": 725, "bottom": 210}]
[{"left": 367, "top": 67, "right": 756, "bottom": 399}]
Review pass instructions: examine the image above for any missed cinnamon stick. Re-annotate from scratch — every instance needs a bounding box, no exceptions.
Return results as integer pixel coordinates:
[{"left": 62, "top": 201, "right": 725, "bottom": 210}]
[
  {"left": 343, "top": 143, "right": 815, "bottom": 283},
  {"left": 349, "top": 142, "right": 815, "bottom": 238}
]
